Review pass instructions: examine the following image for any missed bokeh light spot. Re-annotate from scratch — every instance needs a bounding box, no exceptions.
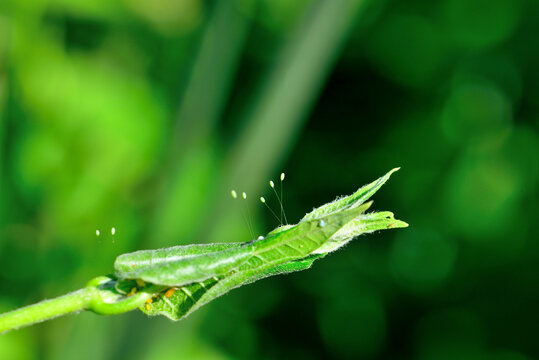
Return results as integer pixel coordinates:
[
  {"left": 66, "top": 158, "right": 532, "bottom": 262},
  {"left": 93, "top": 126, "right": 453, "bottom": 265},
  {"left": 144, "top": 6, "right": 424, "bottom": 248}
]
[
  {"left": 367, "top": 14, "right": 446, "bottom": 87},
  {"left": 443, "top": 0, "right": 521, "bottom": 49},
  {"left": 258, "top": 0, "right": 309, "bottom": 33},
  {"left": 441, "top": 83, "right": 512, "bottom": 146},
  {"left": 443, "top": 152, "right": 521, "bottom": 240},
  {"left": 125, "top": 0, "right": 202, "bottom": 34},
  {"left": 443, "top": 126, "right": 538, "bottom": 254},
  {"left": 389, "top": 229, "right": 457, "bottom": 293},
  {"left": 498, "top": 126, "right": 539, "bottom": 193},
  {"left": 452, "top": 55, "right": 522, "bottom": 105}
]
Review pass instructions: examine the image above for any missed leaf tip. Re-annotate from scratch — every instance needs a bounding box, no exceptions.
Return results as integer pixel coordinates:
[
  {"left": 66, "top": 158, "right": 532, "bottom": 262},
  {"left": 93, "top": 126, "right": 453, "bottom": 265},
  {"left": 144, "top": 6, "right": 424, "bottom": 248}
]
[
  {"left": 389, "top": 220, "right": 409, "bottom": 229},
  {"left": 388, "top": 167, "right": 401, "bottom": 175}
]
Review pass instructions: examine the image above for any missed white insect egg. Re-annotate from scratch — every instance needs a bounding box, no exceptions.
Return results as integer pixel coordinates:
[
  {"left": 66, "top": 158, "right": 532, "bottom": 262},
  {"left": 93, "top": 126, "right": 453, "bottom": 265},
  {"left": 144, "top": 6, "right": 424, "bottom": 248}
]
[
  {"left": 280, "top": 173, "right": 285, "bottom": 181},
  {"left": 257, "top": 236, "right": 264, "bottom": 240},
  {"left": 320, "top": 220, "right": 326, "bottom": 227},
  {"left": 231, "top": 190, "right": 238, "bottom": 199},
  {"left": 111, "top": 227, "right": 116, "bottom": 235},
  {"left": 260, "top": 197, "right": 266, "bottom": 203},
  {"left": 242, "top": 192, "right": 247, "bottom": 199},
  {"left": 95, "top": 229, "right": 100, "bottom": 236},
  {"left": 269, "top": 180, "right": 275, "bottom": 188}
]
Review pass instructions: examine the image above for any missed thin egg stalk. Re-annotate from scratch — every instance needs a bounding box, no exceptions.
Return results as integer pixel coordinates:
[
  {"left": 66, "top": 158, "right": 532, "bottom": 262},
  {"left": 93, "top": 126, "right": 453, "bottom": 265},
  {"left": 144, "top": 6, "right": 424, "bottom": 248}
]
[{"left": 260, "top": 196, "right": 281, "bottom": 224}]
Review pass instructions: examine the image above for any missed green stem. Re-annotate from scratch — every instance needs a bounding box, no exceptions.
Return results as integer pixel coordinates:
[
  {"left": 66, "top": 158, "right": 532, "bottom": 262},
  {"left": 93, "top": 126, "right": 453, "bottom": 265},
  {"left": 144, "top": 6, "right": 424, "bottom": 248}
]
[
  {"left": 0, "top": 288, "right": 93, "bottom": 333},
  {"left": 0, "top": 277, "right": 162, "bottom": 333}
]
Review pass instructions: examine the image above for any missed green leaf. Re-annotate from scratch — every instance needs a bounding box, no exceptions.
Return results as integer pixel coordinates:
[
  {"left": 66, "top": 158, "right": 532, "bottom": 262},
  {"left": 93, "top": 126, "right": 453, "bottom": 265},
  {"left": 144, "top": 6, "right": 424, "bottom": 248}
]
[
  {"left": 0, "top": 169, "right": 407, "bottom": 332},
  {"left": 114, "top": 243, "right": 244, "bottom": 277},
  {"left": 140, "top": 254, "right": 325, "bottom": 320},
  {"left": 302, "top": 167, "right": 401, "bottom": 220},
  {"left": 115, "top": 168, "right": 408, "bottom": 321},
  {"left": 117, "top": 204, "right": 368, "bottom": 286}
]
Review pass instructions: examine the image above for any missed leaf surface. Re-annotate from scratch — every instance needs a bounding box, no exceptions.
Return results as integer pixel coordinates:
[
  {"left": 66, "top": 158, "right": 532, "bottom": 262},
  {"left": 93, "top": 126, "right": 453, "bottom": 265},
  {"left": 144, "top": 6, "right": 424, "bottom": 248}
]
[{"left": 112, "top": 168, "right": 408, "bottom": 320}]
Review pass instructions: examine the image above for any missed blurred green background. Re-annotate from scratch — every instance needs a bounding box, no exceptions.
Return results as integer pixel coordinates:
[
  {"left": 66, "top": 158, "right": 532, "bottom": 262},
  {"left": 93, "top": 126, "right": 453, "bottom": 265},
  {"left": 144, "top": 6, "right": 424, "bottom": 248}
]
[{"left": 0, "top": 0, "right": 538, "bottom": 359}]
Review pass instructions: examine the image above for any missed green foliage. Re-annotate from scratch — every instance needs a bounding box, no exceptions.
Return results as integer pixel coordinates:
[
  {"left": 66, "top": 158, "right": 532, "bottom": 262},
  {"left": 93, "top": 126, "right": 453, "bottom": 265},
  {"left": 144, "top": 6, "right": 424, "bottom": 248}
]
[
  {"left": 0, "top": 169, "right": 406, "bottom": 330},
  {"left": 118, "top": 168, "right": 406, "bottom": 320},
  {"left": 125, "top": 169, "right": 408, "bottom": 320},
  {"left": 2, "top": 0, "right": 537, "bottom": 357}
]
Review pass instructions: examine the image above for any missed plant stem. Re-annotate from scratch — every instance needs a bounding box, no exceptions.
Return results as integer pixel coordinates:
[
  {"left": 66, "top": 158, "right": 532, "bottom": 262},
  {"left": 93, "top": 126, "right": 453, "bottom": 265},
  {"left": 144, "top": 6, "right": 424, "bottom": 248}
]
[
  {"left": 0, "top": 276, "right": 160, "bottom": 333},
  {"left": 0, "top": 288, "right": 93, "bottom": 333}
]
